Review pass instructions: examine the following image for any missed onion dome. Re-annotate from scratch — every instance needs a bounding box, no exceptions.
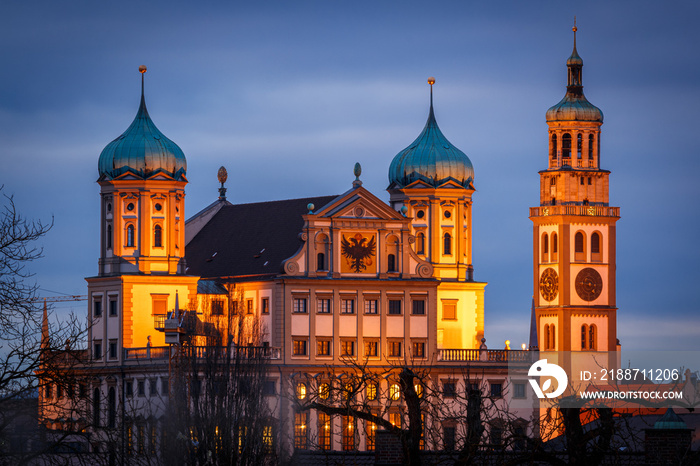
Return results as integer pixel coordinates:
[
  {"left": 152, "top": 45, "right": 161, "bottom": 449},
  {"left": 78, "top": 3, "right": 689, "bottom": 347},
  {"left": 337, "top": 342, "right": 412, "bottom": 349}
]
[
  {"left": 98, "top": 66, "right": 187, "bottom": 181},
  {"left": 389, "top": 78, "right": 474, "bottom": 189},
  {"left": 546, "top": 25, "right": 603, "bottom": 123}
]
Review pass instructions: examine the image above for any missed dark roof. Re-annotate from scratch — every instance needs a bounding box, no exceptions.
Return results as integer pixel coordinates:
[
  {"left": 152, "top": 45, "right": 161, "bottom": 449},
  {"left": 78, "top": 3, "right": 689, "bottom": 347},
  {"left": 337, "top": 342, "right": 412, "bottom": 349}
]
[{"left": 185, "top": 195, "right": 338, "bottom": 279}]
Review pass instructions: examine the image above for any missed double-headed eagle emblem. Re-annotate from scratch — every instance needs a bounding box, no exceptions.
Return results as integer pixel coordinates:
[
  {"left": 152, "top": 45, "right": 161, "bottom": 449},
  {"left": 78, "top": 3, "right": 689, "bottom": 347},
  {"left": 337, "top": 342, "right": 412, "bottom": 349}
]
[{"left": 341, "top": 233, "right": 376, "bottom": 273}]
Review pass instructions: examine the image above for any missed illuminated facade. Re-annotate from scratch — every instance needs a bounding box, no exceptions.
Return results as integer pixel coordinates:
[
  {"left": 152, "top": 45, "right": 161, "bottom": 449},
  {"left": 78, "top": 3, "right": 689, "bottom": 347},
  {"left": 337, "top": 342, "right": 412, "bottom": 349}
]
[
  {"left": 530, "top": 26, "right": 620, "bottom": 372},
  {"left": 40, "top": 28, "right": 622, "bottom": 459}
]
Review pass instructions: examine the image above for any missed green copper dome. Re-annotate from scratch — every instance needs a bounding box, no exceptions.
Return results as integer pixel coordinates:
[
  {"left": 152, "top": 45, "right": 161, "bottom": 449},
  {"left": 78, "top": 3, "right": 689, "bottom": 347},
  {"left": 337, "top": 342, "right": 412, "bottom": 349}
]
[
  {"left": 98, "top": 71, "right": 187, "bottom": 181},
  {"left": 546, "top": 27, "right": 603, "bottom": 123},
  {"left": 389, "top": 84, "right": 474, "bottom": 189}
]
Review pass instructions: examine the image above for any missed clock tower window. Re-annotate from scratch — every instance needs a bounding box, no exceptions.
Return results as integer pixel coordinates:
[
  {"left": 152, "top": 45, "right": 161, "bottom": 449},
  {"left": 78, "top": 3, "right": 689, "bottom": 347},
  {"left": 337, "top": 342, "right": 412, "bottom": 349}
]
[
  {"left": 443, "top": 233, "right": 452, "bottom": 256},
  {"left": 550, "top": 134, "right": 557, "bottom": 160},
  {"left": 561, "top": 133, "right": 572, "bottom": 160},
  {"left": 126, "top": 224, "right": 135, "bottom": 248},
  {"left": 574, "top": 231, "right": 586, "bottom": 261}
]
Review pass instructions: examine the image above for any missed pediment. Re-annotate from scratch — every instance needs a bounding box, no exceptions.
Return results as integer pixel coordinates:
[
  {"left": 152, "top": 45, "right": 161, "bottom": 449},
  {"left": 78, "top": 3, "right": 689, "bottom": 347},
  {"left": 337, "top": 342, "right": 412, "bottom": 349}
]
[{"left": 315, "top": 186, "right": 404, "bottom": 221}]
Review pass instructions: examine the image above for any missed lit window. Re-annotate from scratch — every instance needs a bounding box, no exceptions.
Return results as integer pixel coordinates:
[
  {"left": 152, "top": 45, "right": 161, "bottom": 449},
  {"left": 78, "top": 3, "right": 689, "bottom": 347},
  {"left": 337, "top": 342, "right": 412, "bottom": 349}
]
[
  {"left": 292, "top": 339, "right": 307, "bottom": 357},
  {"left": 317, "top": 339, "right": 331, "bottom": 357},
  {"left": 366, "top": 383, "right": 377, "bottom": 401},
  {"left": 388, "top": 340, "right": 402, "bottom": 358},
  {"left": 296, "top": 383, "right": 307, "bottom": 400},
  {"left": 341, "top": 340, "right": 355, "bottom": 357},
  {"left": 293, "top": 412, "right": 308, "bottom": 450},
  {"left": 414, "top": 383, "right": 424, "bottom": 398},
  {"left": 341, "top": 416, "right": 356, "bottom": 451},
  {"left": 364, "top": 340, "right": 379, "bottom": 358},
  {"left": 389, "top": 383, "right": 401, "bottom": 400},
  {"left": 318, "top": 383, "right": 330, "bottom": 400},
  {"left": 389, "top": 412, "right": 401, "bottom": 427},
  {"left": 366, "top": 418, "right": 377, "bottom": 451},
  {"left": 412, "top": 341, "right": 426, "bottom": 358},
  {"left": 318, "top": 412, "right": 331, "bottom": 450}
]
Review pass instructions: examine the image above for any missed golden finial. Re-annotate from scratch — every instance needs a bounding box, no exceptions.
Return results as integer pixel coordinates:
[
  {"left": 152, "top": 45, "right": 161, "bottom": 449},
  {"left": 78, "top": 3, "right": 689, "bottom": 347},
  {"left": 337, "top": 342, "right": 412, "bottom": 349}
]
[
  {"left": 573, "top": 16, "right": 577, "bottom": 33},
  {"left": 139, "top": 65, "right": 147, "bottom": 74}
]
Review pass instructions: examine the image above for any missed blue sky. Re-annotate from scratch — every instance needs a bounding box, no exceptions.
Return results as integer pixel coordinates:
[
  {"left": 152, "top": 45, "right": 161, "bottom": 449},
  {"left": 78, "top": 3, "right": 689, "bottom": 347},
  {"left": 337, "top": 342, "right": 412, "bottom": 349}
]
[{"left": 1, "top": 1, "right": 698, "bottom": 351}]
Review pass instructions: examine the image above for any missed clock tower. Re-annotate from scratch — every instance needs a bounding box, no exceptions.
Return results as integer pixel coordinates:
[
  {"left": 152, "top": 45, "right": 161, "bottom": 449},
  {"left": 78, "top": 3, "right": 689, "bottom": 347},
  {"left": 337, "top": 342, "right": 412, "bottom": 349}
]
[{"left": 530, "top": 26, "right": 619, "bottom": 369}]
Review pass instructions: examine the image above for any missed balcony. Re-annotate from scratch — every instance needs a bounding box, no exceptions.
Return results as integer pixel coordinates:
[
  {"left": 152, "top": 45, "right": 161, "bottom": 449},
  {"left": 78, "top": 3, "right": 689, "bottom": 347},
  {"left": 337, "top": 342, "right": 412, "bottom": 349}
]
[
  {"left": 123, "top": 345, "right": 281, "bottom": 361},
  {"left": 530, "top": 205, "right": 619, "bottom": 218},
  {"left": 437, "top": 348, "right": 533, "bottom": 363}
]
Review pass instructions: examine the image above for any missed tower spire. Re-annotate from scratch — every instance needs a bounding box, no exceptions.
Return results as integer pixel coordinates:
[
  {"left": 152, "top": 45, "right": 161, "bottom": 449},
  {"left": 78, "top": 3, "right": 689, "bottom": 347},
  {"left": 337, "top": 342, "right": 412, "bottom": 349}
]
[
  {"left": 138, "top": 65, "right": 149, "bottom": 117},
  {"left": 428, "top": 76, "right": 435, "bottom": 117}
]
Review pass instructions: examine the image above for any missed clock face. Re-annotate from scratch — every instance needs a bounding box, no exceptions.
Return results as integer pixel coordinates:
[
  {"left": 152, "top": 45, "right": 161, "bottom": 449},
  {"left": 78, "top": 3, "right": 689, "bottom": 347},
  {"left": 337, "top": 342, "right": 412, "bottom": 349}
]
[
  {"left": 539, "top": 268, "right": 559, "bottom": 302},
  {"left": 575, "top": 268, "right": 603, "bottom": 301}
]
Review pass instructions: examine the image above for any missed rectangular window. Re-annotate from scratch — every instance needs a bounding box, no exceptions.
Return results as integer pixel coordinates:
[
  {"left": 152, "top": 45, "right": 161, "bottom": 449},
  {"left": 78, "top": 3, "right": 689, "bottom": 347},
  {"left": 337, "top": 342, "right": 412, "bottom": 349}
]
[
  {"left": 341, "top": 415, "right": 356, "bottom": 451},
  {"left": 318, "top": 412, "right": 331, "bottom": 450},
  {"left": 365, "top": 419, "right": 376, "bottom": 451},
  {"left": 161, "top": 378, "right": 169, "bottom": 397},
  {"left": 412, "top": 341, "right": 426, "bottom": 359},
  {"left": 411, "top": 300, "right": 425, "bottom": 315},
  {"left": 388, "top": 299, "right": 402, "bottom": 315},
  {"left": 364, "top": 340, "right": 379, "bottom": 358},
  {"left": 317, "top": 339, "right": 331, "bottom": 357},
  {"left": 152, "top": 295, "right": 168, "bottom": 316},
  {"left": 211, "top": 299, "right": 224, "bottom": 315},
  {"left": 292, "top": 339, "right": 308, "bottom": 357},
  {"left": 93, "top": 340, "right": 102, "bottom": 359},
  {"left": 293, "top": 298, "right": 307, "bottom": 314},
  {"left": 443, "top": 381, "right": 456, "bottom": 398},
  {"left": 389, "top": 412, "right": 402, "bottom": 428},
  {"left": 261, "top": 297, "right": 270, "bottom": 315},
  {"left": 246, "top": 299, "right": 253, "bottom": 314},
  {"left": 109, "top": 298, "right": 118, "bottom": 316},
  {"left": 317, "top": 298, "right": 331, "bottom": 314},
  {"left": 262, "top": 379, "right": 276, "bottom": 396},
  {"left": 150, "top": 379, "right": 157, "bottom": 397},
  {"left": 340, "top": 299, "right": 355, "bottom": 314},
  {"left": 137, "top": 425, "right": 145, "bottom": 454},
  {"left": 93, "top": 300, "right": 102, "bottom": 318},
  {"left": 514, "top": 382, "right": 526, "bottom": 399},
  {"left": 109, "top": 340, "right": 118, "bottom": 359},
  {"left": 490, "top": 382, "right": 503, "bottom": 398},
  {"left": 444, "top": 425, "right": 456, "bottom": 451},
  {"left": 138, "top": 380, "right": 145, "bottom": 397},
  {"left": 125, "top": 380, "right": 133, "bottom": 397},
  {"left": 341, "top": 340, "right": 355, "bottom": 357},
  {"left": 231, "top": 301, "right": 238, "bottom": 315},
  {"left": 262, "top": 424, "right": 274, "bottom": 454},
  {"left": 364, "top": 299, "right": 378, "bottom": 314},
  {"left": 442, "top": 301, "right": 457, "bottom": 320},
  {"left": 294, "top": 412, "right": 308, "bottom": 450},
  {"left": 388, "top": 340, "right": 402, "bottom": 358}
]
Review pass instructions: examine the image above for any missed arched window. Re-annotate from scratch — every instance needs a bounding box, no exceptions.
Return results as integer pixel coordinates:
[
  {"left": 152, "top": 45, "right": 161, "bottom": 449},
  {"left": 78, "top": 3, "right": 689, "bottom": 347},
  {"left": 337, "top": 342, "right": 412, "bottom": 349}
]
[
  {"left": 106, "top": 224, "right": 112, "bottom": 249},
  {"left": 153, "top": 225, "right": 162, "bottom": 248},
  {"left": 416, "top": 232, "right": 425, "bottom": 255},
  {"left": 589, "top": 324, "right": 597, "bottom": 350},
  {"left": 591, "top": 232, "right": 601, "bottom": 261},
  {"left": 549, "top": 325, "right": 556, "bottom": 350},
  {"left": 126, "top": 224, "right": 135, "bottom": 248},
  {"left": 315, "top": 234, "right": 330, "bottom": 271},
  {"left": 443, "top": 233, "right": 452, "bottom": 255},
  {"left": 581, "top": 324, "right": 588, "bottom": 349},
  {"left": 561, "top": 133, "right": 572, "bottom": 159},
  {"left": 108, "top": 386, "right": 116, "bottom": 428},
  {"left": 542, "top": 233, "right": 549, "bottom": 262},
  {"left": 387, "top": 254, "right": 396, "bottom": 272},
  {"left": 550, "top": 134, "right": 557, "bottom": 160},
  {"left": 544, "top": 324, "right": 550, "bottom": 350},
  {"left": 577, "top": 134, "right": 583, "bottom": 159},
  {"left": 93, "top": 387, "right": 101, "bottom": 427},
  {"left": 588, "top": 134, "right": 594, "bottom": 160},
  {"left": 574, "top": 232, "right": 585, "bottom": 261},
  {"left": 551, "top": 233, "right": 558, "bottom": 261}
]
